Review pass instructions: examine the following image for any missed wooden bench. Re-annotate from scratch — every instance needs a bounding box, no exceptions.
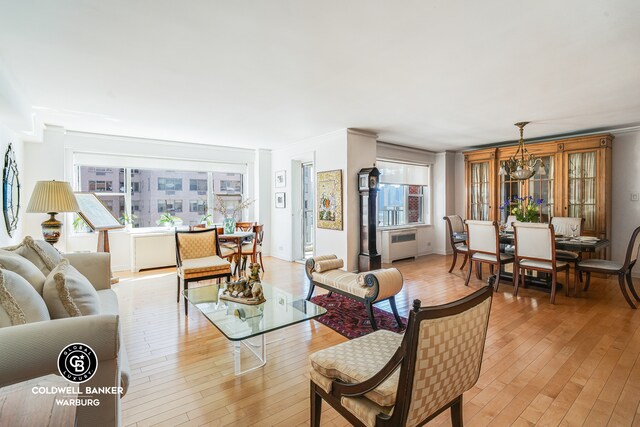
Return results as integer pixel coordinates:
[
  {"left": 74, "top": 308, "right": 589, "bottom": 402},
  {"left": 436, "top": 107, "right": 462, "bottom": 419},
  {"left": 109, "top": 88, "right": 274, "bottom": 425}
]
[{"left": 305, "top": 254, "right": 404, "bottom": 330}]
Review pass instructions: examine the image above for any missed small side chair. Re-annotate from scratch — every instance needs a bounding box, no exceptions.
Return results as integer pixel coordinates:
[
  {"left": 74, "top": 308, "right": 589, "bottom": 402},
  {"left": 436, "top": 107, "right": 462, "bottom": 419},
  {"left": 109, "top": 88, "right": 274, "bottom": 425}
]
[
  {"left": 443, "top": 215, "right": 468, "bottom": 273},
  {"left": 465, "top": 220, "right": 514, "bottom": 291}
]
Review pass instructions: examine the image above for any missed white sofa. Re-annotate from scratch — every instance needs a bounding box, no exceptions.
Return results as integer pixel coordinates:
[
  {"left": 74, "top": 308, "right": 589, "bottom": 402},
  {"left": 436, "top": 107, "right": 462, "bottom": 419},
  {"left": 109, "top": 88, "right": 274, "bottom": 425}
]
[{"left": 0, "top": 251, "right": 129, "bottom": 427}]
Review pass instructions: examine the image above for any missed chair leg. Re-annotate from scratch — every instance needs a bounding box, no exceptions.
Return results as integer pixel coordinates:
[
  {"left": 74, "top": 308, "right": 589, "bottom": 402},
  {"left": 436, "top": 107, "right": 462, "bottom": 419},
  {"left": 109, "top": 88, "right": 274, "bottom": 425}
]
[
  {"left": 464, "top": 257, "right": 473, "bottom": 287},
  {"left": 310, "top": 382, "right": 322, "bottom": 427},
  {"left": 459, "top": 253, "right": 468, "bottom": 271},
  {"left": 565, "top": 268, "right": 570, "bottom": 297},
  {"left": 513, "top": 265, "right": 520, "bottom": 296},
  {"left": 489, "top": 264, "right": 494, "bottom": 276},
  {"left": 626, "top": 272, "right": 640, "bottom": 302},
  {"left": 618, "top": 274, "right": 637, "bottom": 309},
  {"left": 550, "top": 271, "right": 557, "bottom": 304},
  {"left": 259, "top": 252, "right": 265, "bottom": 272},
  {"left": 584, "top": 272, "right": 591, "bottom": 291},
  {"left": 475, "top": 262, "right": 482, "bottom": 280},
  {"left": 176, "top": 276, "right": 181, "bottom": 303},
  {"left": 184, "top": 281, "right": 189, "bottom": 315},
  {"left": 389, "top": 297, "right": 403, "bottom": 328},
  {"left": 494, "top": 263, "right": 501, "bottom": 292},
  {"left": 449, "top": 251, "right": 458, "bottom": 273},
  {"left": 366, "top": 301, "right": 378, "bottom": 331},
  {"left": 451, "top": 395, "right": 463, "bottom": 427}
]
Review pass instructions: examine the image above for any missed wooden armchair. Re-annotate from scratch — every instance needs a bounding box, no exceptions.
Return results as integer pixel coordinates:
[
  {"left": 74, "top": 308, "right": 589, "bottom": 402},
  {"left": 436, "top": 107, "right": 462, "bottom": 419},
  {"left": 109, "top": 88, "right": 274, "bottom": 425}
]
[
  {"left": 309, "top": 285, "right": 493, "bottom": 427},
  {"left": 175, "top": 228, "right": 231, "bottom": 315}
]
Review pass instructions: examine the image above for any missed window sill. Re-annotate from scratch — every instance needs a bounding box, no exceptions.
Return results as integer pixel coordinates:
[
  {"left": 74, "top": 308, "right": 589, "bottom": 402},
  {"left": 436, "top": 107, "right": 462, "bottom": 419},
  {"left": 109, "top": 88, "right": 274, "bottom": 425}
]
[{"left": 378, "top": 224, "right": 432, "bottom": 231}]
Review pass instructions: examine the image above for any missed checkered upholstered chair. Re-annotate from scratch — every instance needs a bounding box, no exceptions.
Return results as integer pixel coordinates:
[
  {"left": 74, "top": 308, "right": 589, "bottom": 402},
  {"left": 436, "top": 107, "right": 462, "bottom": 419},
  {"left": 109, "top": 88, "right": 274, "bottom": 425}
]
[
  {"left": 443, "top": 215, "right": 468, "bottom": 273},
  {"left": 175, "top": 228, "right": 231, "bottom": 315},
  {"left": 309, "top": 285, "right": 493, "bottom": 427}
]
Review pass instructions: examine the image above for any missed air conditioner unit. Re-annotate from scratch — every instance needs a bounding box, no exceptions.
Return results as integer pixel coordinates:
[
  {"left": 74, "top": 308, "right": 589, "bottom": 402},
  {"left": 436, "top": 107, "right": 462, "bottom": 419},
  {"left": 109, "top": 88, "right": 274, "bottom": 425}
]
[
  {"left": 381, "top": 228, "right": 418, "bottom": 263},
  {"left": 130, "top": 232, "right": 176, "bottom": 272}
]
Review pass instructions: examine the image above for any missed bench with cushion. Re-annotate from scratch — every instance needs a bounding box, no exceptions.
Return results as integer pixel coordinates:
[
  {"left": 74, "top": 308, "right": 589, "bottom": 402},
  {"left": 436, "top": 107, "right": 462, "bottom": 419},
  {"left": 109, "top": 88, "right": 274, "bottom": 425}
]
[{"left": 305, "top": 255, "right": 404, "bottom": 330}]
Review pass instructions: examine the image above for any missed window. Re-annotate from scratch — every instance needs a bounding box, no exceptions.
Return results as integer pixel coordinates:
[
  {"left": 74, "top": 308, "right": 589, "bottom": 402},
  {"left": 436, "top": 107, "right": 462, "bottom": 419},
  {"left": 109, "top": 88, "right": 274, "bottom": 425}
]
[
  {"left": 76, "top": 166, "right": 244, "bottom": 229},
  {"left": 189, "top": 179, "right": 207, "bottom": 192},
  {"left": 158, "top": 200, "right": 183, "bottom": 213},
  {"left": 79, "top": 167, "right": 126, "bottom": 225},
  {"left": 158, "top": 177, "right": 182, "bottom": 191},
  {"left": 376, "top": 161, "right": 430, "bottom": 227}
]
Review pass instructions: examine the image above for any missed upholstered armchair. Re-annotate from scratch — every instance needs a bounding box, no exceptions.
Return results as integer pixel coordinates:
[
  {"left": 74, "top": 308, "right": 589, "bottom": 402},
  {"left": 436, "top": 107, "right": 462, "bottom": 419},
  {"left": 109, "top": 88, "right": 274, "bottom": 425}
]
[
  {"left": 175, "top": 228, "right": 231, "bottom": 315},
  {"left": 309, "top": 285, "right": 493, "bottom": 427}
]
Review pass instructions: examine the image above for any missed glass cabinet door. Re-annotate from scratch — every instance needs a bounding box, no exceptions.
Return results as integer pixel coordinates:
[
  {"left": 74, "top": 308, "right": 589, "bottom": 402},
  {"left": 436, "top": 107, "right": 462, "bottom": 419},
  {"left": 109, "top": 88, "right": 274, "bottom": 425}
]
[
  {"left": 470, "top": 162, "right": 490, "bottom": 220},
  {"left": 528, "top": 156, "right": 554, "bottom": 222},
  {"left": 500, "top": 172, "right": 524, "bottom": 223},
  {"left": 567, "top": 151, "right": 597, "bottom": 232}
]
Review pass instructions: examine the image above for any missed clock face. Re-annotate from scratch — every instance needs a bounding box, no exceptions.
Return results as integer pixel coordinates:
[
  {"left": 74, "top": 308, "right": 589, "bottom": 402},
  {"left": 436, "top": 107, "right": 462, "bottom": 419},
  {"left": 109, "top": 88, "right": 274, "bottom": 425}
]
[{"left": 369, "top": 176, "right": 377, "bottom": 188}]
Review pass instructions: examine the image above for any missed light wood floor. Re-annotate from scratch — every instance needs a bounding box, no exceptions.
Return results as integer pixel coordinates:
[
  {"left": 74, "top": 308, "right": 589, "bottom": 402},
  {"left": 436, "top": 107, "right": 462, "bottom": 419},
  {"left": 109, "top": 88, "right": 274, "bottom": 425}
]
[{"left": 4, "top": 254, "right": 640, "bottom": 426}]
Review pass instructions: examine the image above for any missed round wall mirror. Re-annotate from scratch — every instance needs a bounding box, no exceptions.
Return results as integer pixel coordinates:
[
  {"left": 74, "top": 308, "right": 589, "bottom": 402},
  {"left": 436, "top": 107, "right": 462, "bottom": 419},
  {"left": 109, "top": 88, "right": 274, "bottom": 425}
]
[{"left": 3, "top": 144, "right": 20, "bottom": 236}]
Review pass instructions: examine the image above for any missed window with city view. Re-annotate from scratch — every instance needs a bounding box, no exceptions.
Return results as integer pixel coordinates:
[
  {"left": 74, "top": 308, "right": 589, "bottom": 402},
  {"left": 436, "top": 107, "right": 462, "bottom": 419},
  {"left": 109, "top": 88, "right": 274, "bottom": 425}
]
[{"left": 77, "top": 166, "right": 244, "bottom": 230}]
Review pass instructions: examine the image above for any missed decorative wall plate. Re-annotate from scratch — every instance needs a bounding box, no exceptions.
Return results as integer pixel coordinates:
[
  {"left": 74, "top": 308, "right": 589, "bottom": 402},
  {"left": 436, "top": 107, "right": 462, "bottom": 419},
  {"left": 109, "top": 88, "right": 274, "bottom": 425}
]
[{"left": 3, "top": 144, "right": 20, "bottom": 237}]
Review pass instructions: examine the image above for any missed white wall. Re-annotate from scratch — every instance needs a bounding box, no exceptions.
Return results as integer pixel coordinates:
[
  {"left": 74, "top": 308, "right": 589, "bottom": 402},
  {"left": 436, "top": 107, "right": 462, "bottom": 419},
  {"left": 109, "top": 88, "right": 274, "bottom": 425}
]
[
  {"left": 23, "top": 126, "right": 266, "bottom": 272},
  {"left": 0, "top": 123, "right": 25, "bottom": 247},
  {"left": 611, "top": 129, "right": 640, "bottom": 277}
]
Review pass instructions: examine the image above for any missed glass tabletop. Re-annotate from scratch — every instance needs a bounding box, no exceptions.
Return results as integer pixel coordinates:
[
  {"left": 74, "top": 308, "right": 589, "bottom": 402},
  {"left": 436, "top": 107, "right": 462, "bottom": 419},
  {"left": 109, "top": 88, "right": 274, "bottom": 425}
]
[{"left": 183, "top": 282, "right": 326, "bottom": 341}]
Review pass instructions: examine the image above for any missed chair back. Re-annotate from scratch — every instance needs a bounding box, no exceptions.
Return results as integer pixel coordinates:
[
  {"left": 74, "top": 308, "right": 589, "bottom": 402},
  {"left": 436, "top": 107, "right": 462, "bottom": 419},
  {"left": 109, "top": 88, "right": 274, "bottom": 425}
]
[
  {"left": 443, "top": 215, "right": 465, "bottom": 248},
  {"left": 389, "top": 286, "right": 493, "bottom": 425},
  {"left": 513, "top": 223, "right": 554, "bottom": 262},
  {"left": 550, "top": 217, "right": 583, "bottom": 236},
  {"left": 236, "top": 221, "right": 255, "bottom": 232},
  {"left": 175, "top": 228, "right": 220, "bottom": 266},
  {"left": 624, "top": 225, "right": 640, "bottom": 269},
  {"left": 244, "top": 224, "right": 264, "bottom": 254},
  {"left": 466, "top": 220, "right": 499, "bottom": 256}
]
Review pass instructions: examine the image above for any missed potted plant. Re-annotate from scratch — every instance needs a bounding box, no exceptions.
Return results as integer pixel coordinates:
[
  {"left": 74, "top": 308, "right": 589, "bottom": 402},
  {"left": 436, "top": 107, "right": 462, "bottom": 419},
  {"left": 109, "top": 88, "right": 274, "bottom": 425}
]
[
  {"left": 119, "top": 213, "right": 138, "bottom": 228},
  {"left": 500, "top": 195, "right": 543, "bottom": 223},
  {"left": 156, "top": 213, "right": 183, "bottom": 227},
  {"left": 212, "top": 195, "right": 255, "bottom": 234}
]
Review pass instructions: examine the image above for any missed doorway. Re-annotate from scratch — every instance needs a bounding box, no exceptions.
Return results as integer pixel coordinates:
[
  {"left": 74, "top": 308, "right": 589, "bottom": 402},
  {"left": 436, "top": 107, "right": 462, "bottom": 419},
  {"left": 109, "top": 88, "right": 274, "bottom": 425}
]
[{"left": 301, "top": 162, "right": 314, "bottom": 260}]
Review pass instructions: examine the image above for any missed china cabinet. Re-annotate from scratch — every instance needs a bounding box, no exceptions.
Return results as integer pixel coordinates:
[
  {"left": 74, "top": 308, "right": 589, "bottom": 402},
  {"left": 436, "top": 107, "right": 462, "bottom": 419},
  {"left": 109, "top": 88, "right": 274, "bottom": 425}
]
[{"left": 465, "top": 134, "right": 612, "bottom": 242}]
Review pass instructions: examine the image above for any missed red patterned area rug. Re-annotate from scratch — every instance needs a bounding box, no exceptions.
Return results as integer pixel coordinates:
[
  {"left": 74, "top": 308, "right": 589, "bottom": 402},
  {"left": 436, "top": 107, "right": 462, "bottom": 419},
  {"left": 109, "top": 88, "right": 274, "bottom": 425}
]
[{"left": 311, "top": 293, "right": 407, "bottom": 339}]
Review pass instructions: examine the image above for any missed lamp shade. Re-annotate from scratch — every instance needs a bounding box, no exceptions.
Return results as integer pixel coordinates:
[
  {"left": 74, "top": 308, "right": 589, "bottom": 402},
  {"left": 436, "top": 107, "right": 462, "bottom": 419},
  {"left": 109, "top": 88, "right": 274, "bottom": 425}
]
[{"left": 26, "top": 181, "right": 80, "bottom": 213}]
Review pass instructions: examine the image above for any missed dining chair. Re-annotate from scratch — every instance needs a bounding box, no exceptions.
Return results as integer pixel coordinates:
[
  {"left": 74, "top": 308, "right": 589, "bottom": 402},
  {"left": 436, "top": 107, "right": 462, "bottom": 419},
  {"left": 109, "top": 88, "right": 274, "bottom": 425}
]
[
  {"left": 175, "top": 228, "right": 232, "bottom": 315},
  {"left": 443, "top": 215, "right": 468, "bottom": 273},
  {"left": 465, "top": 220, "right": 514, "bottom": 291},
  {"left": 309, "top": 285, "right": 493, "bottom": 427},
  {"left": 576, "top": 225, "right": 640, "bottom": 309},
  {"left": 235, "top": 221, "right": 255, "bottom": 232},
  {"left": 550, "top": 217, "right": 584, "bottom": 282},
  {"left": 513, "top": 223, "right": 570, "bottom": 304},
  {"left": 239, "top": 224, "right": 264, "bottom": 272}
]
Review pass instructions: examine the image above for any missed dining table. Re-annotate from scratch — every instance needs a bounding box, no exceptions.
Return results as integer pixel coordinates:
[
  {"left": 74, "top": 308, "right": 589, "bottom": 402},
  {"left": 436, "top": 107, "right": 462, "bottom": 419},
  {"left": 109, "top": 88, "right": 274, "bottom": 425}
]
[
  {"left": 452, "top": 231, "right": 611, "bottom": 294},
  {"left": 219, "top": 230, "right": 254, "bottom": 276}
]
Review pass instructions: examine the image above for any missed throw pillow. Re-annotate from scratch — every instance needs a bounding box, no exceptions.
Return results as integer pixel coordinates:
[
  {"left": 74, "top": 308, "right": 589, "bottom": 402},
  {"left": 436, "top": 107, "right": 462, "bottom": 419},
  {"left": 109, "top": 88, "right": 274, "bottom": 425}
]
[
  {"left": 0, "top": 249, "right": 47, "bottom": 294},
  {"left": 315, "top": 258, "right": 344, "bottom": 273},
  {"left": 5, "top": 236, "right": 63, "bottom": 276},
  {"left": 43, "top": 259, "right": 100, "bottom": 318},
  {"left": 0, "top": 269, "right": 50, "bottom": 327}
]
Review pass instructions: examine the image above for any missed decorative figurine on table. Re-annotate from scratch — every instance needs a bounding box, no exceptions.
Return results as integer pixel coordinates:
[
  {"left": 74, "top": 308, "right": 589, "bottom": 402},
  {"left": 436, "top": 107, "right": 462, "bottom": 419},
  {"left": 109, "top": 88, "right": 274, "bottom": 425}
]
[{"left": 219, "top": 263, "right": 265, "bottom": 304}]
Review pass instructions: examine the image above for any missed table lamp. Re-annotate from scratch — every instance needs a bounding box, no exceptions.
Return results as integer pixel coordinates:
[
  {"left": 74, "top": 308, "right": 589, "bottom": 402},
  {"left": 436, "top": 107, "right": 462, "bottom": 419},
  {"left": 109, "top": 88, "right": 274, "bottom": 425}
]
[{"left": 26, "top": 180, "right": 80, "bottom": 245}]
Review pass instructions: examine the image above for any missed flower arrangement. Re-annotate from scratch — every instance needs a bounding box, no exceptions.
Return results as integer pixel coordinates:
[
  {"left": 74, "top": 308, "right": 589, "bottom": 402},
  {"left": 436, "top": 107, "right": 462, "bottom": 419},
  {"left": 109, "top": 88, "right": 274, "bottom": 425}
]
[
  {"left": 500, "top": 195, "right": 543, "bottom": 223},
  {"left": 212, "top": 195, "right": 255, "bottom": 220}
]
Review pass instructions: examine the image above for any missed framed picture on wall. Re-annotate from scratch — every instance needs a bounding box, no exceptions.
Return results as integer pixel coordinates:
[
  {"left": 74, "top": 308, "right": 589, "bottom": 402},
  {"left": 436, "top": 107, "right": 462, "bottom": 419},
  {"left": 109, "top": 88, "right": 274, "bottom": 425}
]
[
  {"left": 275, "top": 192, "right": 286, "bottom": 208},
  {"left": 317, "top": 169, "right": 343, "bottom": 230},
  {"left": 275, "top": 170, "right": 286, "bottom": 188}
]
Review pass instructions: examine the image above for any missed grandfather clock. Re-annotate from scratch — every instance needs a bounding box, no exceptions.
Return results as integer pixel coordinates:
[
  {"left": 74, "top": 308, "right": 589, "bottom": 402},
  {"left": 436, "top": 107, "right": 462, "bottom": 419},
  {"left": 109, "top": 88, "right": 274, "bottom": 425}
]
[{"left": 358, "top": 166, "right": 381, "bottom": 272}]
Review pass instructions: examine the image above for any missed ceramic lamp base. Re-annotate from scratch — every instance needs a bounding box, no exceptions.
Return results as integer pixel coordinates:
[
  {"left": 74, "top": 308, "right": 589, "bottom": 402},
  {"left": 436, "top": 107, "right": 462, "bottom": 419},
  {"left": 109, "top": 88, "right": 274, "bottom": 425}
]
[{"left": 41, "top": 212, "right": 62, "bottom": 245}]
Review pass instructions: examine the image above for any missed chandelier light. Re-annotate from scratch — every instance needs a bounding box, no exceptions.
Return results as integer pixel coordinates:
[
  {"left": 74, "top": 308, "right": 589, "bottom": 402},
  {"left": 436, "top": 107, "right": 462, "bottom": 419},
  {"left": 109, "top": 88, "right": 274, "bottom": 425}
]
[{"left": 498, "top": 121, "right": 543, "bottom": 180}]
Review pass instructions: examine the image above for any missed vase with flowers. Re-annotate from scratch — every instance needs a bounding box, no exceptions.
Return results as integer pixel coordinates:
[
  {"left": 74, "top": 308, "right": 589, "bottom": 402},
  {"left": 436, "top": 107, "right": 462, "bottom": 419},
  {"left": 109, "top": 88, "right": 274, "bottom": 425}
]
[
  {"left": 500, "top": 195, "right": 543, "bottom": 223},
  {"left": 212, "top": 195, "right": 255, "bottom": 234}
]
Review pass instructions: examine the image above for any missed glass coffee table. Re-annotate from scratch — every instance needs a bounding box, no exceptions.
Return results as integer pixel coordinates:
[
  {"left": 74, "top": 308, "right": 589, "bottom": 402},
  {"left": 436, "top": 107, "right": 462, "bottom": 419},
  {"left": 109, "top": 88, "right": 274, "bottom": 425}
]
[{"left": 184, "top": 281, "right": 326, "bottom": 375}]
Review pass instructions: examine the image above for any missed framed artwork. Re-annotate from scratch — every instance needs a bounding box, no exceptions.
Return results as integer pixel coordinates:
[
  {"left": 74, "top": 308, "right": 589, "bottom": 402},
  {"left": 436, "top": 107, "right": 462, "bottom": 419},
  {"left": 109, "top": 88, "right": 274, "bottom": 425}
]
[
  {"left": 275, "top": 170, "right": 286, "bottom": 188},
  {"left": 3, "top": 144, "right": 20, "bottom": 237},
  {"left": 317, "top": 169, "right": 343, "bottom": 230},
  {"left": 275, "top": 192, "right": 286, "bottom": 208}
]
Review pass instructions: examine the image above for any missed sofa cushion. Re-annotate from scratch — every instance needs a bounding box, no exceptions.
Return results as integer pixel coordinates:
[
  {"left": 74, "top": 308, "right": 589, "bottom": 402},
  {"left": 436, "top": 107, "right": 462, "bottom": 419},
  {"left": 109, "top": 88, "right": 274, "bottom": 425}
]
[
  {"left": 5, "top": 236, "right": 63, "bottom": 276},
  {"left": 0, "top": 269, "right": 50, "bottom": 327},
  {"left": 0, "top": 249, "right": 47, "bottom": 294},
  {"left": 43, "top": 259, "right": 100, "bottom": 318},
  {"left": 310, "top": 329, "right": 403, "bottom": 407}
]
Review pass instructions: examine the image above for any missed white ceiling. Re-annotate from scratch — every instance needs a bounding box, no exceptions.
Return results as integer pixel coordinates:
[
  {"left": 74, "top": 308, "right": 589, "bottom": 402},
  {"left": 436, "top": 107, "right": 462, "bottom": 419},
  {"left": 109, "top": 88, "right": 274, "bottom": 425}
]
[{"left": 0, "top": 0, "right": 639, "bottom": 151}]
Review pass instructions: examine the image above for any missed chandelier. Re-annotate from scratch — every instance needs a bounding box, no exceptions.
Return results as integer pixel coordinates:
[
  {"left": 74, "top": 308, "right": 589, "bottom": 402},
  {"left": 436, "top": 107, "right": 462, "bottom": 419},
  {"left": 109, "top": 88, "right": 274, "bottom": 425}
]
[{"left": 498, "top": 121, "right": 543, "bottom": 180}]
